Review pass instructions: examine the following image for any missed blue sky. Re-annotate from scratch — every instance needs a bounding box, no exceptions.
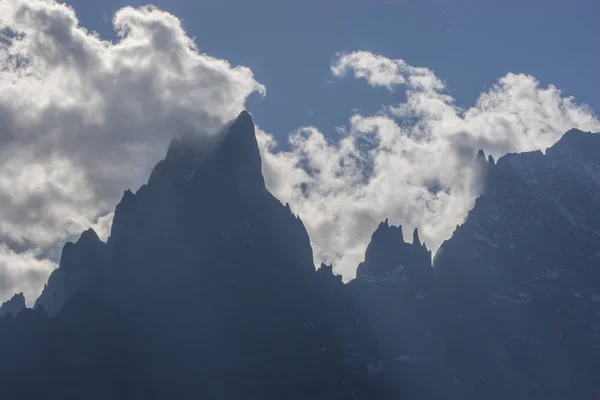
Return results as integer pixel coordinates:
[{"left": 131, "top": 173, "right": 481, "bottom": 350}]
[{"left": 64, "top": 0, "right": 599, "bottom": 144}]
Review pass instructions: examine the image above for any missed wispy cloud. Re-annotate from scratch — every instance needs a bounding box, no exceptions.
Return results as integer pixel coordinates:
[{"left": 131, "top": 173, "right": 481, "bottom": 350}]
[{"left": 259, "top": 51, "right": 600, "bottom": 280}]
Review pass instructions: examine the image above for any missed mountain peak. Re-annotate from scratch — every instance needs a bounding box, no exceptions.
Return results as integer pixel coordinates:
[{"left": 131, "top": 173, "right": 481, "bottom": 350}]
[
  {"left": 217, "top": 110, "right": 261, "bottom": 166},
  {"left": 412, "top": 227, "right": 421, "bottom": 246},
  {"left": 234, "top": 110, "right": 253, "bottom": 128},
  {"left": 78, "top": 228, "right": 100, "bottom": 244},
  {"left": 373, "top": 219, "right": 404, "bottom": 242},
  {"left": 357, "top": 220, "right": 432, "bottom": 278},
  {"left": 546, "top": 128, "right": 599, "bottom": 159},
  {"left": 0, "top": 292, "right": 26, "bottom": 317},
  {"left": 156, "top": 110, "right": 263, "bottom": 191}
]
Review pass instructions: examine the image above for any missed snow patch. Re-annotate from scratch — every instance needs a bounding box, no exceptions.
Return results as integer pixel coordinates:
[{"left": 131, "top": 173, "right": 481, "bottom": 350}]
[
  {"left": 473, "top": 231, "right": 501, "bottom": 248},
  {"left": 542, "top": 269, "right": 559, "bottom": 279},
  {"left": 583, "top": 161, "right": 600, "bottom": 187},
  {"left": 368, "top": 360, "right": 385, "bottom": 376},
  {"left": 396, "top": 355, "right": 413, "bottom": 363},
  {"left": 493, "top": 292, "right": 533, "bottom": 304},
  {"left": 570, "top": 290, "right": 586, "bottom": 300},
  {"left": 184, "top": 170, "right": 194, "bottom": 180},
  {"left": 552, "top": 198, "right": 578, "bottom": 226}
]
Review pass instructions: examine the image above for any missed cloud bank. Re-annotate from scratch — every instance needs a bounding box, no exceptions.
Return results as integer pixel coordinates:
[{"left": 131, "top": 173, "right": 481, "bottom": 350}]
[
  {"left": 0, "top": 0, "right": 264, "bottom": 303},
  {"left": 259, "top": 51, "right": 600, "bottom": 280},
  {"left": 0, "top": 2, "right": 598, "bottom": 303}
]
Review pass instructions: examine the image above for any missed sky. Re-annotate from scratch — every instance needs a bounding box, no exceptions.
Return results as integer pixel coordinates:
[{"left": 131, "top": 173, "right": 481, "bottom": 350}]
[{"left": 0, "top": 0, "right": 599, "bottom": 305}]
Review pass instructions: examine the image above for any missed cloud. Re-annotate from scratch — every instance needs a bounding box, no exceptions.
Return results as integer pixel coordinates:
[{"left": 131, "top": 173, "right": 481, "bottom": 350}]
[
  {"left": 0, "top": 246, "right": 56, "bottom": 306},
  {"left": 331, "top": 50, "right": 445, "bottom": 92},
  {"left": 259, "top": 51, "right": 600, "bottom": 280},
  {"left": 0, "top": 0, "right": 264, "bottom": 303}
]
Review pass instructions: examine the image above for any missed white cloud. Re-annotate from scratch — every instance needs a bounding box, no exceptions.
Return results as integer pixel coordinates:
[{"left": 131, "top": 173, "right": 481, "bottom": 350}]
[
  {"left": 259, "top": 51, "right": 600, "bottom": 280},
  {"left": 331, "top": 50, "right": 445, "bottom": 92},
  {"left": 0, "top": 246, "right": 56, "bottom": 306},
  {"left": 0, "top": 0, "right": 264, "bottom": 303}
]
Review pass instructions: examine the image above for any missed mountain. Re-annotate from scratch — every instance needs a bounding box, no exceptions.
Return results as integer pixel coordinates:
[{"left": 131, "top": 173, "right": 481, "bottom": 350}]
[
  {"left": 31, "top": 111, "right": 374, "bottom": 399},
  {"left": 0, "top": 292, "right": 25, "bottom": 317},
  {"left": 3, "top": 117, "right": 599, "bottom": 399},
  {"left": 431, "top": 130, "right": 600, "bottom": 399},
  {"left": 347, "top": 129, "right": 600, "bottom": 399},
  {"left": 0, "top": 293, "right": 155, "bottom": 400},
  {"left": 348, "top": 220, "right": 444, "bottom": 398}
]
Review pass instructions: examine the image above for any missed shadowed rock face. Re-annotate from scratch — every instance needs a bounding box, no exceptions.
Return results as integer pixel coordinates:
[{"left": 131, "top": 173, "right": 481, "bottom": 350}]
[{"left": 429, "top": 129, "right": 600, "bottom": 399}]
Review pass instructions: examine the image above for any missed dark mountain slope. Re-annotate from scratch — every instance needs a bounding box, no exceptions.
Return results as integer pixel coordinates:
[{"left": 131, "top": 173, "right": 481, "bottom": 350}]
[
  {"left": 349, "top": 129, "right": 600, "bottom": 399},
  {"left": 4, "top": 117, "right": 599, "bottom": 399},
  {"left": 0, "top": 293, "right": 155, "bottom": 400},
  {"left": 30, "top": 111, "right": 374, "bottom": 399},
  {"left": 431, "top": 130, "right": 600, "bottom": 399}
]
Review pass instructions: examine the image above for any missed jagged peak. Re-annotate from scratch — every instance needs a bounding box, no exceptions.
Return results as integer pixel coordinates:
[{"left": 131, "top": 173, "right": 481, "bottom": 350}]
[
  {"left": 546, "top": 128, "right": 599, "bottom": 158},
  {"left": 77, "top": 228, "right": 100, "bottom": 245},
  {"left": 318, "top": 263, "right": 335, "bottom": 274},
  {"left": 477, "top": 149, "right": 486, "bottom": 161},
  {"left": 163, "top": 111, "right": 256, "bottom": 167},
  {"left": 412, "top": 228, "right": 421, "bottom": 246},
  {"left": 216, "top": 111, "right": 261, "bottom": 163},
  {"left": 488, "top": 155, "right": 495, "bottom": 165},
  {"left": 234, "top": 110, "right": 253, "bottom": 128},
  {"left": 9, "top": 292, "right": 24, "bottom": 301},
  {"left": 358, "top": 219, "right": 432, "bottom": 277},
  {"left": 153, "top": 110, "right": 264, "bottom": 190},
  {"left": 373, "top": 218, "right": 404, "bottom": 242},
  {"left": 0, "top": 292, "right": 26, "bottom": 317},
  {"left": 120, "top": 189, "right": 136, "bottom": 204}
]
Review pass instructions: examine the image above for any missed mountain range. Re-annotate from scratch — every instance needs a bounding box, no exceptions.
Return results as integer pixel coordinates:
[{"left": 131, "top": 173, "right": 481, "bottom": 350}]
[{"left": 1, "top": 111, "right": 598, "bottom": 399}]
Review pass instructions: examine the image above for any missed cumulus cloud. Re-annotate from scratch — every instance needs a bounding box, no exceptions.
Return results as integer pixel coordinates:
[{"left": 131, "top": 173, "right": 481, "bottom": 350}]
[
  {"left": 0, "top": 246, "right": 56, "bottom": 306},
  {"left": 0, "top": 0, "right": 264, "bottom": 303},
  {"left": 259, "top": 51, "right": 600, "bottom": 280}
]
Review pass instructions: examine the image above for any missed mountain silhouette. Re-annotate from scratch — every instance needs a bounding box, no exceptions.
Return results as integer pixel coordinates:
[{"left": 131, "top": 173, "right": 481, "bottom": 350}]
[
  {"left": 30, "top": 111, "right": 371, "bottom": 399},
  {"left": 2, "top": 114, "right": 599, "bottom": 399}
]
